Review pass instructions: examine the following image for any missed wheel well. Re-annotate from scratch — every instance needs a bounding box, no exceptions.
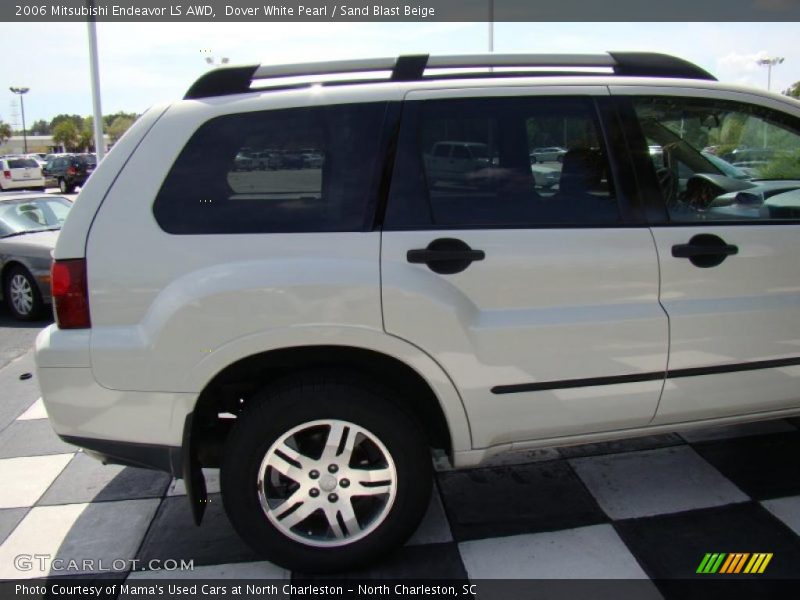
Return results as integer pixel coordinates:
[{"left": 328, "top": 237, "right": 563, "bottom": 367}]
[{"left": 192, "top": 346, "right": 452, "bottom": 468}]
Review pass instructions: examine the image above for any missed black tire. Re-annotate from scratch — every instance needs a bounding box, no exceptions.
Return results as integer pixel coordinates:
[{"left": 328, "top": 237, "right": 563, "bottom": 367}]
[
  {"left": 221, "top": 374, "right": 432, "bottom": 573},
  {"left": 3, "top": 265, "right": 44, "bottom": 321},
  {"left": 58, "top": 178, "right": 68, "bottom": 194}
]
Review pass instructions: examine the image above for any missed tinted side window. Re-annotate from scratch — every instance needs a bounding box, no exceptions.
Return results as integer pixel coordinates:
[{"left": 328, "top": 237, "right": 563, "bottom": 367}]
[
  {"left": 389, "top": 96, "right": 620, "bottom": 228},
  {"left": 154, "top": 103, "right": 387, "bottom": 234},
  {"left": 632, "top": 96, "right": 800, "bottom": 222}
]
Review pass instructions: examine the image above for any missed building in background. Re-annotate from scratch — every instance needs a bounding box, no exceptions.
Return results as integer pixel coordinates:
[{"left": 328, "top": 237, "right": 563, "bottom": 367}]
[{"left": 0, "top": 134, "right": 110, "bottom": 155}]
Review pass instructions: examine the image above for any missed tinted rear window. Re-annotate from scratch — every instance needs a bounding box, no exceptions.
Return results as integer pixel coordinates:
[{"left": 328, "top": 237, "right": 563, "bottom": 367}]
[
  {"left": 8, "top": 159, "right": 39, "bottom": 169},
  {"left": 153, "top": 103, "right": 387, "bottom": 234},
  {"left": 75, "top": 155, "right": 97, "bottom": 166}
]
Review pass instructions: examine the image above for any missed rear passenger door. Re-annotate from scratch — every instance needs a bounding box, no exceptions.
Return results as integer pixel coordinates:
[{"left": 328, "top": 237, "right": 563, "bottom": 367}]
[{"left": 381, "top": 88, "right": 669, "bottom": 450}]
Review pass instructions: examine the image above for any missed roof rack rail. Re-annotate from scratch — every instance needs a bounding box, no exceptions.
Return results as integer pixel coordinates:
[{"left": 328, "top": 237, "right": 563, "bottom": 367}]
[{"left": 184, "top": 52, "right": 715, "bottom": 100}]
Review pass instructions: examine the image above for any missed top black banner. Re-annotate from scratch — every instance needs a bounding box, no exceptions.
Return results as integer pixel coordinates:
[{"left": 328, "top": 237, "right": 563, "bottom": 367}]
[{"left": 3, "top": 0, "right": 800, "bottom": 22}]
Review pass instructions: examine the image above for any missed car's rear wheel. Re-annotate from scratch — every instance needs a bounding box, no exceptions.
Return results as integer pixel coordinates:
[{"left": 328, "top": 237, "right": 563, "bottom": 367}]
[
  {"left": 221, "top": 374, "right": 432, "bottom": 573},
  {"left": 4, "top": 266, "right": 44, "bottom": 321}
]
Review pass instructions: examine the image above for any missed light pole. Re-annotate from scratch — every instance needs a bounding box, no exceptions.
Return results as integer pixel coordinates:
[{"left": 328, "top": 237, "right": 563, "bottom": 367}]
[
  {"left": 757, "top": 56, "right": 784, "bottom": 91},
  {"left": 9, "top": 87, "right": 29, "bottom": 154},
  {"left": 87, "top": 0, "right": 105, "bottom": 160},
  {"left": 488, "top": 0, "right": 494, "bottom": 53}
]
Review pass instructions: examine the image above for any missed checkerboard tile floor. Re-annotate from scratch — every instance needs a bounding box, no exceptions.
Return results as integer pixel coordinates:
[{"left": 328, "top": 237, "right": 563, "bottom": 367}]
[{"left": 2, "top": 351, "right": 800, "bottom": 595}]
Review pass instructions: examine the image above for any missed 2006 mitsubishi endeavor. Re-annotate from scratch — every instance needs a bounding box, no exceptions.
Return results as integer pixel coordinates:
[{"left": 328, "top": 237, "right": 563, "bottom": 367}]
[{"left": 34, "top": 52, "right": 800, "bottom": 572}]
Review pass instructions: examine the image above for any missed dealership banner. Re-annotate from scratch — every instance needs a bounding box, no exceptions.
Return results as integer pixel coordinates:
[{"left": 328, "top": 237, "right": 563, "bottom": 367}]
[{"left": 2, "top": 0, "right": 800, "bottom": 22}]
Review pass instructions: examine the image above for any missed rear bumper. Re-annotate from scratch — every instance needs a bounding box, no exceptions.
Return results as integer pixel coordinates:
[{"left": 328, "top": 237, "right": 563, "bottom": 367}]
[
  {"left": 35, "top": 325, "right": 197, "bottom": 474},
  {"left": 1, "top": 178, "right": 45, "bottom": 189}
]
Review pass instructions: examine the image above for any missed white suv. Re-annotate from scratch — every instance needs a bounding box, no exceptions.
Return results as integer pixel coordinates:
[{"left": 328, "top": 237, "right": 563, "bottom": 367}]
[{"left": 35, "top": 52, "right": 800, "bottom": 572}]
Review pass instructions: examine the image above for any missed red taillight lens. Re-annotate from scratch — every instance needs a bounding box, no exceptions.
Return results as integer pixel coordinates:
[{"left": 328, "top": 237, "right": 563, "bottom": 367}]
[
  {"left": 67, "top": 166, "right": 78, "bottom": 176},
  {"left": 2, "top": 170, "right": 10, "bottom": 179},
  {"left": 51, "top": 259, "right": 91, "bottom": 329}
]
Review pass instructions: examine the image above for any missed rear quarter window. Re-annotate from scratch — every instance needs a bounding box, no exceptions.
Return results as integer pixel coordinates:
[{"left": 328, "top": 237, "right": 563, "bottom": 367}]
[{"left": 153, "top": 102, "right": 388, "bottom": 234}]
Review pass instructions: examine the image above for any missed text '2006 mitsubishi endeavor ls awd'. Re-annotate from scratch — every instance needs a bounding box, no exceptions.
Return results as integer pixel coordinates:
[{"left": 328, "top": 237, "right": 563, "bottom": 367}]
[{"left": 35, "top": 52, "right": 800, "bottom": 572}]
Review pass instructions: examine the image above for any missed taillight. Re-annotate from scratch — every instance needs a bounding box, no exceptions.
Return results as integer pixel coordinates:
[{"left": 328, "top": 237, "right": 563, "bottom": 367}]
[
  {"left": 51, "top": 259, "right": 91, "bottom": 329},
  {"left": 67, "top": 166, "right": 78, "bottom": 176},
  {"left": 2, "top": 170, "right": 10, "bottom": 179}
]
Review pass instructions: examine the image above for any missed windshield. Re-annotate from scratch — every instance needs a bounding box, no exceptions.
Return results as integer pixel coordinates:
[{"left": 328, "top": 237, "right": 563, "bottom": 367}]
[
  {"left": 0, "top": 197, "right": 72, "bottom": 237},
  {"left": 634, "top": 97, "right": 800, "bottom": 182}
]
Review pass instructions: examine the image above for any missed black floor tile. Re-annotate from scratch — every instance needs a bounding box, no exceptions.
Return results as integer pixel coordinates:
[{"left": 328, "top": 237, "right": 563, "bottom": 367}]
[
  {"left": 615, "top": 503, "right": 800, "bottom": 598},
  {"left": 136, "top": 493, "right": 260, "bottom": 567},
  {"left": 39, "top": 453, "right": 170, "bottom": 505},
  {"left": 437, "top": 460, "right": 607, "bottom": 541},
  {"left": 0, "top": 419, "right": 75, "bottom": 458},
  {"left": 691, "top": 432, "right": 800, "bottom": 500},
  {"left": 0, "top": 507, "right": 27, "bottom": 545},
  {"left": 558, "top": 433, "right": 684, "bottom": 459}
]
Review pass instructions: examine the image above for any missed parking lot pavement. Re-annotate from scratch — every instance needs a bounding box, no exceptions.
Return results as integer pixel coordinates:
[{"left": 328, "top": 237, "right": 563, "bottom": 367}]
[{"left": 1, "top": 335, "right": 800, "bottom": 591}]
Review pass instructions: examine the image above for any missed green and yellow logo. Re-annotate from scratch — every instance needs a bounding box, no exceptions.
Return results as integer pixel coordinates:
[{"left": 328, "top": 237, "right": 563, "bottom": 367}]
[{"left": 696, "top": 553, "right": 773, "bottom": 575}]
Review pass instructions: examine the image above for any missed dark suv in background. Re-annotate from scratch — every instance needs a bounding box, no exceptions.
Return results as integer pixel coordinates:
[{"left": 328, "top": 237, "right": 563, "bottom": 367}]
[{"left": 43, "top": 154, "right": 97, "bottom": 193}]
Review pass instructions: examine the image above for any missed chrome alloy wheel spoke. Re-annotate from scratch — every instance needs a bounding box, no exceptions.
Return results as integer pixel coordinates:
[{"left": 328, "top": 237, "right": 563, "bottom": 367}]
[{"left": 258, "top": 419, "right": 397, "bottom": 547}]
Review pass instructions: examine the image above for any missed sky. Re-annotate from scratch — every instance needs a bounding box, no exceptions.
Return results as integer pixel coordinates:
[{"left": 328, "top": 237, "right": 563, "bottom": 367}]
[{"left": 1, "top": 21, "right": 799, "bottom": 127}]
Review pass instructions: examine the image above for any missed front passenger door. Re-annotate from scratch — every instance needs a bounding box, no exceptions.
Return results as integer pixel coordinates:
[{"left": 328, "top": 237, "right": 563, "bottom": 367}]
[{"left": 617, "top": 90, "right": 800, "bottom": 424}]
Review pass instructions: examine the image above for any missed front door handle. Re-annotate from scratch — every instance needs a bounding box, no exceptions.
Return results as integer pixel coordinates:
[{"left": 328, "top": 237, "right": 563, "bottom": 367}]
[
  {"left": 407, "top": 238, "right": 485, "bottom": 275},
  {"left": 672, "top": 233, "right": 738, "bottom": 268}
]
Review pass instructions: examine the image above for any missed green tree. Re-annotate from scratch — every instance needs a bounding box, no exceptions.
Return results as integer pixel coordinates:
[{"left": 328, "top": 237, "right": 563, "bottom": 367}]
[
  {"left": 0, "top": 120, "right": 11, "bottom": 145},
  {"left": 79, "top": 116, "right": 95, "bottom": 151},
  {"left": 49, "top": 114, "right": 83, "bottom": 132},
  {"left": 103, "top": 111, "right": 137, "bottom": 129},
  {"left": 783, "top": 81, "right": 800, "bottom": 99},
  {"left": 107, "top": 115, "right": 135, "bottom": 143},
  {"left": 29, "top": 119, "right": 51, "bottom": 135},
  {"left": 52, "top": 120, "right": 80, "bottom": 152}
]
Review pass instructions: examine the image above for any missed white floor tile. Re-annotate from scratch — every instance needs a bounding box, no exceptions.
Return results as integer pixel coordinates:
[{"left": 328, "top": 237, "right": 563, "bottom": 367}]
[
  {"left": 0, "top": 503, "right": 87, "bottom": 579},
  {"left": 17, "top": 398, "right": 48, "bottom": 421},
  {"left": 459, "top": 524, "right": 650, "bottom": 579},
  {"left": 762, "top": 495, "right": 800, "bottom": 536},
  {"left": 570, "top": 446, "right": 748, "bottom": 520},
  {"left": 0, "top": 454, "right": 73, "bottom": 509}
]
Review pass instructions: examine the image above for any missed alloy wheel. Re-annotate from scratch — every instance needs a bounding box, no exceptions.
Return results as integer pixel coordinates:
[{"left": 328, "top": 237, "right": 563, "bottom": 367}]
[
  {"left": 9, "top": 273, "right": 34, "bottom": 316},
  {"left": 257, "top": 419, "right": 397, "bottom": 548}
]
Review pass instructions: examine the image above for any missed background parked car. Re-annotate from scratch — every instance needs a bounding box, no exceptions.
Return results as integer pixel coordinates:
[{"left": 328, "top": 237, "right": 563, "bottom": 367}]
[
  {"left": 42, "top": 153, "right": 97, "bottom": 193},
  {"left": 529, "top": 146, "right": 567, "bottom": 163},
  {"left": 0, "top": 193, "right": 72, "bottom": 320},
  {"left": 0, "top": 157, "right": 45, "bottom": 192},
  {"left": 233, "top": 151, "right": 258, "bottom": 171}
]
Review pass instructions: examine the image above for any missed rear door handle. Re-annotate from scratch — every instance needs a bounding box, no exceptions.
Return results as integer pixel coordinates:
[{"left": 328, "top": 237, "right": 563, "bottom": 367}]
[
  {"left": 672, "top": 233, "right": 738, "bottom": 268},
  {"left": 407, "top": 238, "right": 485, "bottom": 275}
]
